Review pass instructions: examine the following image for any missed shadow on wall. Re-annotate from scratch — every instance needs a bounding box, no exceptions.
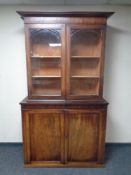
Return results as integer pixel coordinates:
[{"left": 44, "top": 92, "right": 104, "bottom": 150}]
[
  {"left": 104, "top": 25, "right": 124, "bottom": 100},
  {"left": 16, "top": 27, "right": 24, "bottom": 34},
  {"left": 104, "top": 25, "right": 126, "bottom": 142}
]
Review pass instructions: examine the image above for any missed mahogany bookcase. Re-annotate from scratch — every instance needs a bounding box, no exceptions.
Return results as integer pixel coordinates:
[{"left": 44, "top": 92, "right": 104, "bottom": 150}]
[{"left": 18, "top": 11, "right": 114, "bottom": 167}]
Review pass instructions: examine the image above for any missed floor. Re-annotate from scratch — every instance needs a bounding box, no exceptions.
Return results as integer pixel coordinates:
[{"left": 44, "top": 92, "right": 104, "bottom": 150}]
[{"left": 0, "top": 144, "right": 131, "bottom": 175}]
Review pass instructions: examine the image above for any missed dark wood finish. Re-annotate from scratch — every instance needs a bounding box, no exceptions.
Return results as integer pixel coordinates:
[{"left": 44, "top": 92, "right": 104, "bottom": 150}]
[
  {"left": 24, "top": 22, "right": 107, "bottom": 99},
  {"left": 24, "top": 161, "right": 105, "bottom": 168},
  {"left": 18, "top": 11, "right": 113, "bottom": 167},
  {"left": 66, "top": 110, "right": 99, "bottom": 162},
  {"left": 66, "top": 25, "right": 105, "bottom": 99},
  {"left": 21, "top": 99, "right": 108, "bottom": 167},
  {"left": 21, "top": 97, "right": 108, "bottom": 111},
  {"left": 65, "top": 109, "right": 107, "bottom": 165},
  {"left": 23, "top": 110, "right": 65, "bottom": 164},
  {"left": 25, "top": 24, "right": 66, "bottom": 99},
  {"left": 22, "top": 109, "right": 63, "bottom": 165},
  {"left": 17, "top": 11, "right": 114, "bottom": 18},
  {"left": 24, "top": 17, "right": 108, "bottom": 25}
]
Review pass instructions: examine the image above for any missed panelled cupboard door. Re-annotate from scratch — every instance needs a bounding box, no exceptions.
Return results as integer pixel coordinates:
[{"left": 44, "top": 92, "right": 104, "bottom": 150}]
[
  {"left": 23, "top": 110, "right": 64, "bottom": 165},
  {"left": 65, "top": 110, "right": 100, "bottom": 163},
  {"left": 66, "top": 25, "right": 105, "bottom": 99},
  {"left": 25, "top": 24, "right": 66, "bottom": 99}
]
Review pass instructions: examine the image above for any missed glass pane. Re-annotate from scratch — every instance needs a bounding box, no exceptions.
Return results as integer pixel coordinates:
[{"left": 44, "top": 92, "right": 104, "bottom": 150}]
[
  {"left": 70, "top": 29, "right": 101, "bottom": 96},
  {"left": 32, "top": 78, "right": 61, "bottom": 96},
  {"left": 30, "top": 28, "right": 62, "bottom": 96},
  {"left": 71, "top": 29, "right": 101, "bottom": 57},
  {"left": 32, "top": 58, "right": 61, "bottom": 77},
  {"left": 71, "top": 58, "right": 99, "bottom": 77},
  {"left": 70, "top": 78, "right": 99, "bottom": 96}
]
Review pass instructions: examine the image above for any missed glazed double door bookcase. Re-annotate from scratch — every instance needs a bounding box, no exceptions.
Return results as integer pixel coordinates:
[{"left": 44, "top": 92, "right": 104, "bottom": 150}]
[
  {"left": 27, "top": 24, "right": 104, "bottom": 99},
  {"left": 18, "top": 11, "right": 114, "bottom": 168}
]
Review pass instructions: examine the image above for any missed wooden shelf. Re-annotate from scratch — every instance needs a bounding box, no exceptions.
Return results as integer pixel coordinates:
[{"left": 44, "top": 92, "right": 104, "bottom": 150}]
[
  {"left": 71, "top": 76, "right": 99, "bottom": 78},
  {"left": 31, "top": 56, "right": 61, "bottom": 59},
  {"left": 71, "top": 56, "right": 100, "bottom": 59},
  {"left": 32, "top": 75, "right": 61, "bottom": 78}
]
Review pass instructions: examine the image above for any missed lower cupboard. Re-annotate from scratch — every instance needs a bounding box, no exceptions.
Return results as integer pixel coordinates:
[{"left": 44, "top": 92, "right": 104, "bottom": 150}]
[{"left": 21, "top": 101, "right": 108, "bottom": 167}]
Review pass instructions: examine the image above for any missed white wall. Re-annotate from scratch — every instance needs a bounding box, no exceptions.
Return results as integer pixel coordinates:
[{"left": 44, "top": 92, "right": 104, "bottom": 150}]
[{"left": 0, "top": 5, "right": 131, "bottom": 142}]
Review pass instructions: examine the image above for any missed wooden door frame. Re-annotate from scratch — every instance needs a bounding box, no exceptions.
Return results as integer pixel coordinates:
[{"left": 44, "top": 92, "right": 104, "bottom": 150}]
[
  {"left": 64, "top": 109, "right": 107, "bottom": 165},
  {"left": 66, "top": 24, "right": 106, "bottom": 100},
  {"left": 22, "top": 109, "right": 65, "bottom": 165},
  {"left": 24, "top": 24, "right": 66, "bottom": 100}
]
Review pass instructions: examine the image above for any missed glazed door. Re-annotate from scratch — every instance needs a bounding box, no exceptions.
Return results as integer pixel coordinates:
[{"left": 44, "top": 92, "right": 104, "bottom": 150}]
[
  {"left": 65, "top": 110, "right": 100, "bottom": 164},
  {"left": 66, "top": 25, "right": 105, "bottom": 99},
  {"left": 25, "top": 24, "right": 65, "bottom": 99},
  {"left": 23, "top": 109, "right": 64, "bottom": 165}
]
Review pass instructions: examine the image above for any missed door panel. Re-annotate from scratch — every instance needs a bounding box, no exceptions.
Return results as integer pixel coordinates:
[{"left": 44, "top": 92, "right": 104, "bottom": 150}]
[
  {"left": 28, "top": 110, "right": 64, "bottom": 162},
  {"left": 25, "top": 24, "right": 65, "bottom": 99},
  {"left": 66, "top": 25, "right": 105, "bottom": 99},
  {"left": 66, "top": 110, "right": 100, "bottom": 162}
]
